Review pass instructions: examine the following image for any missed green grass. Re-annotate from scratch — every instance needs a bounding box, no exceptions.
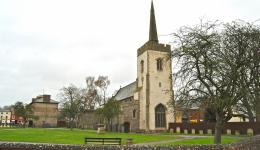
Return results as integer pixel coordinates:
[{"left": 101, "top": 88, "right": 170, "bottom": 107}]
[
  {"left": 0, "top": 128, "right": 246, "bottom": 145},
  {"left": 0, "top": 128, "right": 177, "bottom": 145}
]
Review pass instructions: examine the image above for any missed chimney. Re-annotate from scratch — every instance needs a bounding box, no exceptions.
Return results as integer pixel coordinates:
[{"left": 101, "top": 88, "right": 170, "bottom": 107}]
[{"left": 42, "top": 95, "right": 51, "bottom": 103}]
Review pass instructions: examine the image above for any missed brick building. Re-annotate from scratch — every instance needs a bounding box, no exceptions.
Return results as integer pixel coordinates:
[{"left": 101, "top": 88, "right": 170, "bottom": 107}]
[
  {"left": 29, "top": 94, "right": 59, "bottom": 127},
  {"left": 175, "top": 106, "right": 205, "bottom": 123}
]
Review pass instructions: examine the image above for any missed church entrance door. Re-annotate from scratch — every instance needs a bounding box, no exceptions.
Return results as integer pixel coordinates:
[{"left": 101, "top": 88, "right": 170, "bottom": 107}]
[
  {"left": 155, "top": 104, "right": 166, "bottom": 128},
  {"left": 123, "top": 122, "right": 130, "bottom": 133}
]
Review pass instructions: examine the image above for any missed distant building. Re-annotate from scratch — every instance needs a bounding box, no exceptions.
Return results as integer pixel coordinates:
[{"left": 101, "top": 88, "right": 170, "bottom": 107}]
[
  {"left": 0, "top": 110, "right": 12, "bottom": 124},
  {"left": 13, "top": 115, "right": 24, "bottom": 125},
  {"left": 29, "top": 94, "right": 59, "bottom": 127},
  {"left": 228, "top": 113, "right": 249, "bottom": 122},
  {"left": 175, "top": 106, "right": 205, "bottom": 123},
  {"left": 175, "top": 103, "right": 249, "bottom": 123}
]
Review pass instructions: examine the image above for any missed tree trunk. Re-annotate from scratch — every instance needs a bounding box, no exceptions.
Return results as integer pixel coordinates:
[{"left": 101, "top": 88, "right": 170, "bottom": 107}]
[
  {"left": 256, "top": 99, "right": 260, "bottom": 122},
  {"left": 110, "top": 119, "right": 113, "bottom": 132},
  {"left": 116, "top": 116, "right": 119, "bottom": 132},
  {"left": 243, "top": 99, "right": 255, "bottom": 122},
  {"left": 255, "top": 85, "right": 260, "bottom": 122},
  {"left": 248, "top": 109, "right": 255, "bottom": 122},
  {"left": 214, "top": 113, "right": 223, "bottom": 144},
  {"left": 69, "top": 120, "right": 72, "bottom": 130},
  {"left": 254, "top": 47, "right": 260, "bottom": 122},
  {"left": 69, "top": 119, "right": 74, "bottom": 130}
]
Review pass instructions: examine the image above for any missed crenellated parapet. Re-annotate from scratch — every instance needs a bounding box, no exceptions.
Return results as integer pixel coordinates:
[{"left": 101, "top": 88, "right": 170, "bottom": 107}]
[{"left": 137, "top": 41, "right": 171, "bottom": 56}]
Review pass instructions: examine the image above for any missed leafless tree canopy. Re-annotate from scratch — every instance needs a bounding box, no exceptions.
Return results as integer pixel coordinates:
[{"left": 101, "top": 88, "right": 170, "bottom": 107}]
[
  {"left": 58, "top": 76, "right": 111, "bottom": 129},
  {"left": 172, "top": 20, "right": 260, "bottom": 144}
]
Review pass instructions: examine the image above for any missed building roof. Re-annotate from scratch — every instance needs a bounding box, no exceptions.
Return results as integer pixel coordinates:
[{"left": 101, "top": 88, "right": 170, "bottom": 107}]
[
  {"left": 31, "top": 95, "right": 59, "bottom": 104},
  {"left": 114, "top": 81, "right": 136, "bottom": 101},
  {"left": 149, "top": 1, "right": 158, "bottom": 43},
  {"left": 0, "top": 110, "right": 11, "bottom": 112},
  {"left": 33, "top": 98, "right": 59, "bottom": 104}
]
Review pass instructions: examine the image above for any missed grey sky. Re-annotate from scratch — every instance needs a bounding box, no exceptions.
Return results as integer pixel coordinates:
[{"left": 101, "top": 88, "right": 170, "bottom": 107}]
[{"left": 0, "top": 0, "right": 259, "bottom": 106}]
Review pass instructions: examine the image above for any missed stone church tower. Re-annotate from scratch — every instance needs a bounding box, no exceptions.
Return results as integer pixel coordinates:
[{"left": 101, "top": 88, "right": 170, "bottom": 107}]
[
  {"left": 135, "top": 1, "right": 174, "bottom": 131},
  {"left": 114, "top": 1, "right": 174, "bottom": 132}
]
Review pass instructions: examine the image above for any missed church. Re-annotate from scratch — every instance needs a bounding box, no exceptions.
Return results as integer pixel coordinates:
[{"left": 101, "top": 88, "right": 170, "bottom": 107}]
[{"left": 113, "top": 1, "right": 174, "bottom": 132}]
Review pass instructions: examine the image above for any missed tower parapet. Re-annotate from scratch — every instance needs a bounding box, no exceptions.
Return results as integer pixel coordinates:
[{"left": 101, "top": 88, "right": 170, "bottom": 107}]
[{"left": 137, "top": 41, "right": 171, "bottom": 56}]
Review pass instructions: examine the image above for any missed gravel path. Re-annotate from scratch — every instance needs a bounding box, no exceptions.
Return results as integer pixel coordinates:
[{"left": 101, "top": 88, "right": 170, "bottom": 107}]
[{"left": 135, "top": 135, "right": 209, "bottom": 145}]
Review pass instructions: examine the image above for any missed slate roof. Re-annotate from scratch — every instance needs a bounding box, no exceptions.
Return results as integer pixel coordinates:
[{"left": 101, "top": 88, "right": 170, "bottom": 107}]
[
  {"left": 33, "top": 98, "right": 59, "bottom": 104},
  {"left": 149, "top": 1, "right": 158, "bottom": 43},
  {"left": 114, "top": 81, "right": 136, "bottom": 101},
  {"left": 0, "top": 110, "right": 11, "bottom": 112}
]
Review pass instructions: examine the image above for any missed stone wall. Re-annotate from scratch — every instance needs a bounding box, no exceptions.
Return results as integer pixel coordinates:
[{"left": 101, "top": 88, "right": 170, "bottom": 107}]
[
  {"left": 78, "top": 110, "right": 99, "bottom": 129},
  {"left": 31, "top": 103, "right": 58, "bottom": 127},
  {"left": 1, "top": 135, "right": 260, "bottom": 150},
  {"left": 118, "top": 97, "right": 140, "bottom": 132}
]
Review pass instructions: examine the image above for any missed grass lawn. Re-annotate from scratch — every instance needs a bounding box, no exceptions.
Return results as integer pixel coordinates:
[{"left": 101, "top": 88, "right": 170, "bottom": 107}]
[
  {"left": 0, "top": 128, "right": 177, "bottom": 145},
  {"left": 0, "top": 128, "right": 246, "bottom": 145}
]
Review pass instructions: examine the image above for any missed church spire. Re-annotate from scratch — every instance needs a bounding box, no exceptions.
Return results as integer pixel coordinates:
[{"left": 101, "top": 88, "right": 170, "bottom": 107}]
[{"left": 149, "top": 1, "right": 158, "bottom": 43}]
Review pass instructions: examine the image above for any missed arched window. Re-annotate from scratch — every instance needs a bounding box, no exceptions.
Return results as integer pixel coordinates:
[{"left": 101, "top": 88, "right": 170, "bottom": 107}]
[
  {"left": 140, "top": 60, "right": 144, "bottom": 73},
  {"left": 155, "top": 104, "right": 166, "bottom": 128},
  {"left": 156, "top": 58, "right": 163, "bottom": 71},
  {"left": 133, "top": 109, "right": 136, "bottom": 118}
]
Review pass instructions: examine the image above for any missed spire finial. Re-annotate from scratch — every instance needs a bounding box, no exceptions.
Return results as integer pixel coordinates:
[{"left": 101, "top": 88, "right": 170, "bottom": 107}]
[{"left": 149, "top": 0, "right": 158, "bottom": 43}]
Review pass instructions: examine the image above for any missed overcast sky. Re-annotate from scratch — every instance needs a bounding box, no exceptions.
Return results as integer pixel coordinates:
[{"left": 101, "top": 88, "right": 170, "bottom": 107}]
[{"left": 0, "top": 0, "right": 259, "bottom": 106}]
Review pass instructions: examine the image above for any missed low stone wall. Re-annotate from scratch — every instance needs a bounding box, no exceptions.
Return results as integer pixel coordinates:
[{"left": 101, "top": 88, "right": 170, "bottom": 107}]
[{"left": 0, "top": 135, "right": 260, "bottom": 150}]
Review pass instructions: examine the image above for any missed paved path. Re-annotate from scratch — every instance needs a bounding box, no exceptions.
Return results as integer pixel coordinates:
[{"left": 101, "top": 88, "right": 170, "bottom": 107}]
[{"left": 135, "top": 135, "right": 209, "bottom": 145}]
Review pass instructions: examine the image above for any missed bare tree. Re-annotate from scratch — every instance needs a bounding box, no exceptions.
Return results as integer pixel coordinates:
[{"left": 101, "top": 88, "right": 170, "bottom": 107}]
[
  {"left": 13, "top": 101, "right": 36, "bottom": 127},
  {"left": 81, "top": 77, "right": 99, "bottom": 109},
  {"left": 94, "top": 76, "right": 110, "bottom": 105},
  {"left": 59, "top": 76, "right": 111, "bottom": 129},
  {"left": 172, "top": 20, "right": 260, "bottom": 144},
  {"left": 95, "top": 98, "right": 121, "bottom": 131},
  {"left": 225, "top": 21, "right": 260, "bottom": 122},
  {"left": 59, "top": 84, "right": 82, "bottom": 129}
]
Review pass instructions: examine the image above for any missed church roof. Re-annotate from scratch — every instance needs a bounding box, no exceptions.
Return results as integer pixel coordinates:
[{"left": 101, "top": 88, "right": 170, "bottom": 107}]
[{"left": 114, "top": 81, "right": 136, "bottom": 101}]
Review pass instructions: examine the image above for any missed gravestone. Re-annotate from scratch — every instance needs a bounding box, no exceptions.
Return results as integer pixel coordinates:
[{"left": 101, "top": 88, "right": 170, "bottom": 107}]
[
  {"left": 169, "top": 128, "right": 174, "bottom": 133},
  {"left": 184, "top": 129, "right": 188, "bottom": 134},
  {"left": 199, "top": 130, "right": 203, "bottom": 135},
  {"left": 176, "top": 127, "right": 180, "bottom": 133},
  {"left": 192, "top": 129, "right": 196, "bottom": 134},
  {"left": 235, "top": 130, "right": 240, "bottom": 135},
  {"left": 207, "top": 129, "right": 212, "bottom": 135},
  {"left": 227, "top": 129, "right": 232, "bottom": 135},
  {"left": 247, "top": 128, "right": 254, "bottom": 136}
]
